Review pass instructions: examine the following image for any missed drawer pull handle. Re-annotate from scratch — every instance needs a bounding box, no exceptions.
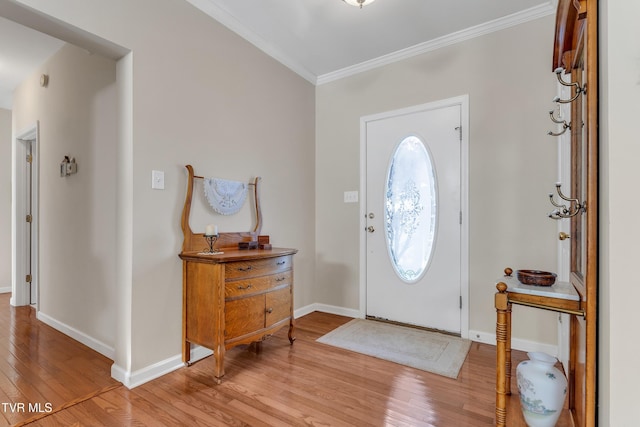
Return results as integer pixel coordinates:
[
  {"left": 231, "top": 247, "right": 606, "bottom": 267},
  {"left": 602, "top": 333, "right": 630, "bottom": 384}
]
[
  {"left": 276, "top": 261, "right": 286, "bottom": 265},
  {"left": 266, "top": 307, "right": 273, "bottom": 314},
  {"left": 238, "top": 266, "right": 253, "bottom": 272},
  {"left": 275, "top": 277, "right": 286, "bottom": 282},
  {"left": 237, "top": 284, "right": 253, "bottom": 290}
]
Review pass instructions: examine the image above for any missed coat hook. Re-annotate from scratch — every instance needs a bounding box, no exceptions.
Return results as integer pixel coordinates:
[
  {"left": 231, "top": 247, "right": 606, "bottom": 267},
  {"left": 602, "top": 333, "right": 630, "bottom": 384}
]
[
  {"left": 548, "top": 182, "right": 586, "bottom": 219},
  {"left": 547, "top": 109, "right": 571, "bottom": 136},
  {"left": 552, "top": 67, "right": 586, "bottom": 104}
]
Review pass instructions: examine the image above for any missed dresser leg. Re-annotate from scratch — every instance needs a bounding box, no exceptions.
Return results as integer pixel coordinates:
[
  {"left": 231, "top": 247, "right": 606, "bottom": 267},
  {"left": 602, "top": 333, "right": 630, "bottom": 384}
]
[
  {"left": 214, "top": 344, "right": 225, "bottom": 383},
  {"left": 249, "top": 341, "right": 263, "bottom": 354},
  {"left": 183, "top": 341, "right": 191, "bottom": 365},
  {"left": 288, "top": 319, "right": 296, "bottom": 344}
]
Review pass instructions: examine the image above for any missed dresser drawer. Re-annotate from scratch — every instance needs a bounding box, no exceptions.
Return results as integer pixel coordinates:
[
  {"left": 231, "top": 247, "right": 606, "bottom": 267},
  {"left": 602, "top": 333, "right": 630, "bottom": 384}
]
[
  {"left": 225, "top": 271, "right": 292, "bottom": 299},
  {"left": 225, "top": 255, "right": 292, "bottom": 280}
]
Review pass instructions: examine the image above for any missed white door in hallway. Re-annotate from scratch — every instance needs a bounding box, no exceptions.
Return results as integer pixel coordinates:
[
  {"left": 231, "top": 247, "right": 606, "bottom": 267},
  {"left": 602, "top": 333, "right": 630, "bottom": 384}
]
[
  {"left": 365, "top": 102, "right": 463, "bottom": 334},
  {"left": 13, "top": 123, "right": 39, "bottom": 308},
  {"left": 25, "top": 140, "right": 34, "bottom": 305}
]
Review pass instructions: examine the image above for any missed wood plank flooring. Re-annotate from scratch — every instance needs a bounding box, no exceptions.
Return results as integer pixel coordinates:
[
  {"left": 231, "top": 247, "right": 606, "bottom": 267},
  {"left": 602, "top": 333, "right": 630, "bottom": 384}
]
[
  {"left": 0, "top": 294, "right": 119, "bottom": 427},
  {"left": 0, "top": 294, "right": 572, "bottom": 426}
]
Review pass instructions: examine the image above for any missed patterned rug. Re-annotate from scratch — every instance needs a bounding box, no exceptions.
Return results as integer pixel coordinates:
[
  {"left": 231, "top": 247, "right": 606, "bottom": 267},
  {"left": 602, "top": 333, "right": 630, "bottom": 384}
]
[{"left": 317, "top": 318, "right": 471, "bottom": 379}]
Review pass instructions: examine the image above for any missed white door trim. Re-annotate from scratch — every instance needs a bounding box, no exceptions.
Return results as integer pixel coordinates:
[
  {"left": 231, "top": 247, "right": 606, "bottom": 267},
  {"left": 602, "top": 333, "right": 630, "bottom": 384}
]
[
  {"left": 12, "top": 122, "right": 39, "bottom": 308},
  {"left": 358, "top": 95, "right": 470, "bottom": 338}
]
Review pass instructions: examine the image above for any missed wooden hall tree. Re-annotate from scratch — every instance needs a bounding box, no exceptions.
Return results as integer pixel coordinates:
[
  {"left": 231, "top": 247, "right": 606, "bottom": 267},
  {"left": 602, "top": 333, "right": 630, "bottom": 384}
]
[
  {"left": 494, "top": 1, "right": 598, "bottom": 426},
  {"left": 553, "top": 0, "right": 598, "bottom": 425}
]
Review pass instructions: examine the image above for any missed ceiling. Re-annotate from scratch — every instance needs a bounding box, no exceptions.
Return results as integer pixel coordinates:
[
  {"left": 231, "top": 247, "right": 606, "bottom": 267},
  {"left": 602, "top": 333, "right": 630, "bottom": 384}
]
[
  {"left": 0, "top": 0, "right": 555, "bottom": 109},
  {"left": 186, "top": 0, "right": 555, "bottom": 83},
  {"left": 0, "top": 15, "right": 64, "bottom": 110}
]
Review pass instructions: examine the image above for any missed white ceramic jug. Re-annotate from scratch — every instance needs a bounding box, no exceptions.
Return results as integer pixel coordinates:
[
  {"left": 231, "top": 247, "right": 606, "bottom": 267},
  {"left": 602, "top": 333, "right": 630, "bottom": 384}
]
[{"left": 516, "top": 352, "right": 567, "bottom": 427}]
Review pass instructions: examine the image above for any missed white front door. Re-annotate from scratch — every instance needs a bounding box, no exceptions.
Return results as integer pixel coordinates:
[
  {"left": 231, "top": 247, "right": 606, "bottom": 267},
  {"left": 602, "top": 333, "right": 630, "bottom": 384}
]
[{"left": 364, "top": 100, "right": 464, "bottom": 334}]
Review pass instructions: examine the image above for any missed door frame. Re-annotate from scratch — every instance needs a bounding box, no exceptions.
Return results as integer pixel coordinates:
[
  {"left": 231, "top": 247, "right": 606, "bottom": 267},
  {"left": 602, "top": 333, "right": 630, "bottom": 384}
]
[
  {"left": 12, "top": 122, "right": 39, "bottom": 308},
  {"left": 358, "top": 95, "right": 470, "bottom": 339}
]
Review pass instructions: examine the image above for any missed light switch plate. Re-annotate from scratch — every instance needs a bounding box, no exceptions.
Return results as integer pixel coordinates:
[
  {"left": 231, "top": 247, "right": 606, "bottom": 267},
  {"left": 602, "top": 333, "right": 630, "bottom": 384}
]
[
  {"left": 344, "top": 190, "right": 358, "bottom": 203},
  {"left": 152, "top": 170, "right": 165, "bottom": 190}
]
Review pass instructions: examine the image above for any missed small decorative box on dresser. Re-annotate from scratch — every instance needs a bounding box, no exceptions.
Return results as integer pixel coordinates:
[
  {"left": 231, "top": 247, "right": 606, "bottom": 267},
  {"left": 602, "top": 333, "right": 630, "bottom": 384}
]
[
  {"left": 178, "top": 165, "right": 298, "bottom": 383},
  {"left": 179, "top": 248, "right": 297, "bottom": 383}
]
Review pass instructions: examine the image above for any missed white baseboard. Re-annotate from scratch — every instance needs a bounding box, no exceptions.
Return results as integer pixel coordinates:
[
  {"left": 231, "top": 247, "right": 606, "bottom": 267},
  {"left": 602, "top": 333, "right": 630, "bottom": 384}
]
[
  {"left": 0, "top": 287, "right": 11, "bottom": 294},
  {"left": 36, "top": 311, "right": 115, "bottom": 359},
  {"left": 111, "top": 356, "right": 182, "bottom": 389},
  {"left": 469, "top": 329, "right": 558, "bottom": 357},
  {"left": 295, "top": 303, "right": 361, "bottom": 319},
  {"left": 110, "top": 363, "right": 129, "bottom": 386},
  {"left": 112, "top": 345, "right": 212, "bottom": 389}
]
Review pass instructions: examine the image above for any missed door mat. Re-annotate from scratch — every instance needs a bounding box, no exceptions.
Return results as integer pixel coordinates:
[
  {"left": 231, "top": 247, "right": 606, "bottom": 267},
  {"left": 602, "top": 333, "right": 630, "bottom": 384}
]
[{"left": 317, "top": 319, "right": 471, "bottom": 379}]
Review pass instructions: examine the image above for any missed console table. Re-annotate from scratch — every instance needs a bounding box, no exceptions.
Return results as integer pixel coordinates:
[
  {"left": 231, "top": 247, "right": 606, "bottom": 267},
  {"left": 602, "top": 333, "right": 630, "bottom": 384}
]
[{"left": 494, "top": 271, "right": 583, "bottom": 427}]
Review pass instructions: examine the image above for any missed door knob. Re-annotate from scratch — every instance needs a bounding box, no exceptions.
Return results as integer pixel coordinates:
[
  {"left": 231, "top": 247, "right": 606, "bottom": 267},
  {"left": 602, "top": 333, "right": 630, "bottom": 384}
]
[
  {"left": 367, "top": 226, "right": 375, "bottom": 233},
  {"left": 559, "top": 231, "right": 570, "bottom": 240}
]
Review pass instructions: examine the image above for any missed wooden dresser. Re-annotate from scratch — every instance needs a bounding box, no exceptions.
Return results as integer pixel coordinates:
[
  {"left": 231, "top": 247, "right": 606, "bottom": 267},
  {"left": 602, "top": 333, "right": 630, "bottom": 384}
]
[
  {"left": 179, "top": 248, "right": 297, "bottom": 383},
  {"left": 178, "top": 165, "right": 298, "bottom": 383}
]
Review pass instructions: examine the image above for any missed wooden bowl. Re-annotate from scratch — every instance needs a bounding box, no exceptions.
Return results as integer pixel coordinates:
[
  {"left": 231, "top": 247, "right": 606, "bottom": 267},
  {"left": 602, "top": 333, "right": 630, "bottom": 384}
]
[{"left": 516, "top": 270, "right": 557, "bottom": 286}]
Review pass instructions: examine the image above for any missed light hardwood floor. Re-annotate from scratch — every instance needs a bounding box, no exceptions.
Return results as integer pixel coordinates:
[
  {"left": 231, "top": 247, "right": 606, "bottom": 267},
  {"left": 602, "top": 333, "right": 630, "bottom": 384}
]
[{"left": 0, "top": 294, "right": 572, "bottom": 426}]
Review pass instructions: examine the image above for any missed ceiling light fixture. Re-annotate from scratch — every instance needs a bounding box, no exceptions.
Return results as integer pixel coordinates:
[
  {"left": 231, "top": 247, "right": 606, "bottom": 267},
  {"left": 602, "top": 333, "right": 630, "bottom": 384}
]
[{"left": 343, "top": 0, "right": 376, "bottom": 9}]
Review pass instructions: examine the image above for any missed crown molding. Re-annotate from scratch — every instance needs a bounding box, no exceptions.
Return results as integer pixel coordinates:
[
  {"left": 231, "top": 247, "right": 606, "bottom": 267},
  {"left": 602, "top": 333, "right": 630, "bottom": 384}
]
[
  {"left": 185, "top": 0, "right": 317, "bottom": 84},
  {"left": 187, "top": 0, "right": 555, "bottom": 87},
  {"left": 317, "top": 2, "right": 556, "bottom": 85}
]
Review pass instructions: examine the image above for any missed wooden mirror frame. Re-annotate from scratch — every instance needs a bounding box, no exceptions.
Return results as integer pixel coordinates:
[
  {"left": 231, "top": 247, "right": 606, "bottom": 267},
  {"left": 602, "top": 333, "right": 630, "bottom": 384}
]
[{"left": 180, "top": 164, "right": 263, "bottom": 253}]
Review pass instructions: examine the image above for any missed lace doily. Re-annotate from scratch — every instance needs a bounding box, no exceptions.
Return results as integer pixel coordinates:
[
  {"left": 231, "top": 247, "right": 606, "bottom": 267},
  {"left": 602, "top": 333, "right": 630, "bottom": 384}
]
[{"left": 203, "top": 177, "right": 248, "bottom": 215}]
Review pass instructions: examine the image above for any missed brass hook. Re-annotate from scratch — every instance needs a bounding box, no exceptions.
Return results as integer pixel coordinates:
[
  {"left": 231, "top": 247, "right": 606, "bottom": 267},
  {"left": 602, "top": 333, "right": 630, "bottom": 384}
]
[
  {"left": 548, "top": 183, "right": 586, "bottom": 219},
  {"left": 547, "top": 109, "right": 571, "bottom": 137},
  {"left": 552, "top": 68, "right": 586, "bottom": 104}
]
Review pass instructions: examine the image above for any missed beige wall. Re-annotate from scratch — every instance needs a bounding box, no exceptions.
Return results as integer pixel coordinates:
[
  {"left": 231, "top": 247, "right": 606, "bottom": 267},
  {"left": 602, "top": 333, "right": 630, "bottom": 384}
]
[
  {"left": 599, "top": 0, "right": 640, "bottom": 425},
  {"left": 316, "top": 16, "right": 560, "bottom": 345},
  {"left": 9, "top": 0, "right": 316, "bottom": 375},
  {"left": 0, "top": 108, "right": 10, "bottom": 290},
  {"left": 4, "top": 2, "right": 640, "bottom": 422},
  {"left": 12, "top": 43, "right": 118, "bottom": 349}
]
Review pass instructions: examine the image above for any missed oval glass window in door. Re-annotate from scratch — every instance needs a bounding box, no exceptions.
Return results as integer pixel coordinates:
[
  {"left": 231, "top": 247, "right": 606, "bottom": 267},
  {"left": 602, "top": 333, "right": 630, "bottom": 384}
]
[{"left": 384, "top": 135, "right": 437, "bottom": 283}]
